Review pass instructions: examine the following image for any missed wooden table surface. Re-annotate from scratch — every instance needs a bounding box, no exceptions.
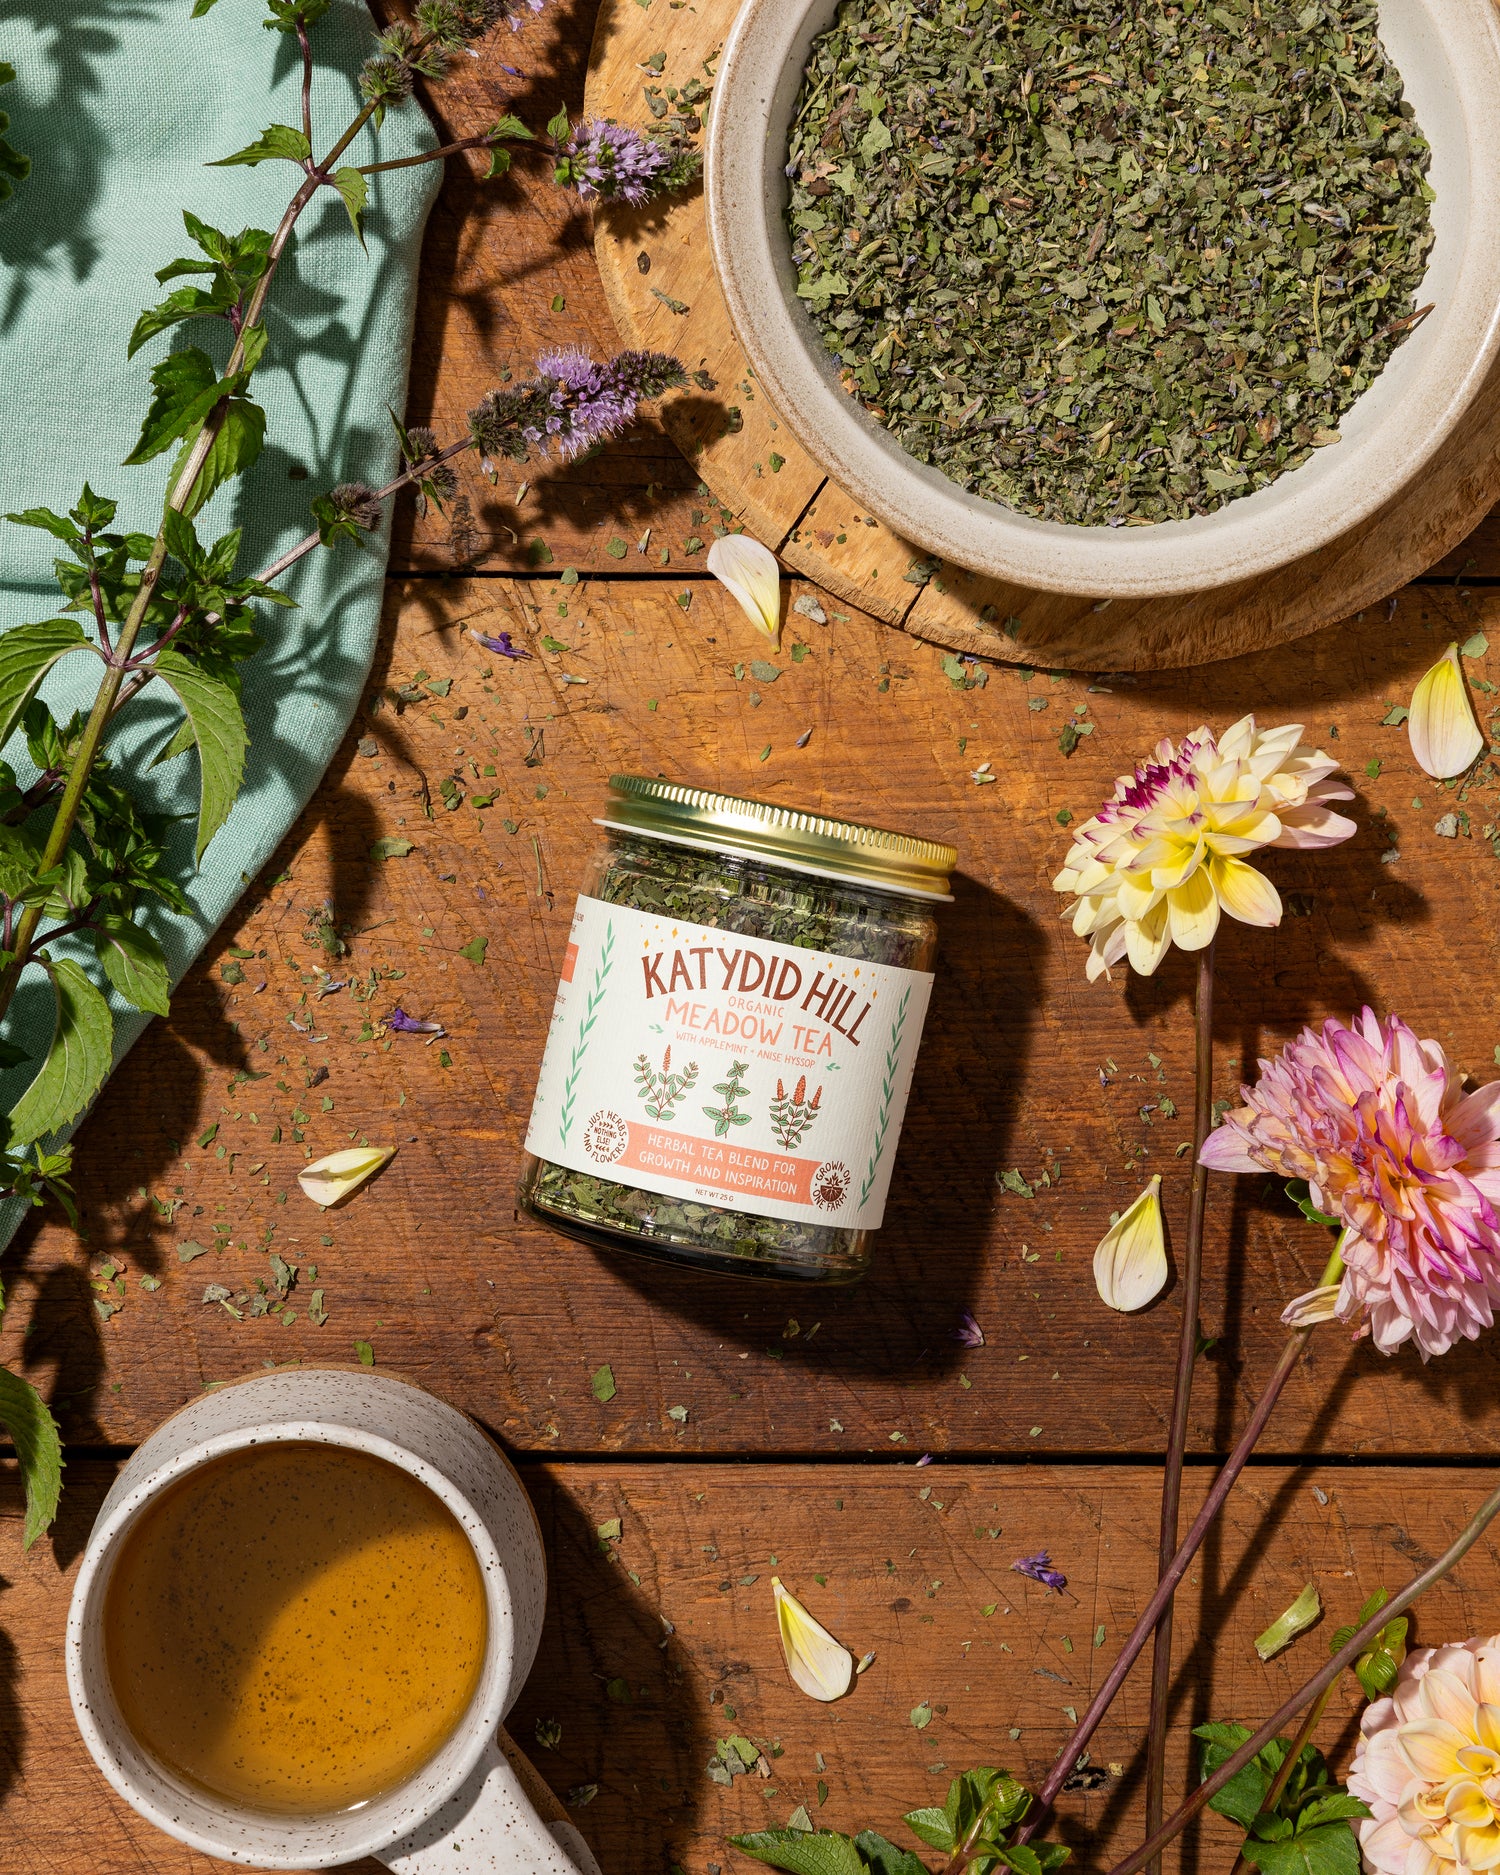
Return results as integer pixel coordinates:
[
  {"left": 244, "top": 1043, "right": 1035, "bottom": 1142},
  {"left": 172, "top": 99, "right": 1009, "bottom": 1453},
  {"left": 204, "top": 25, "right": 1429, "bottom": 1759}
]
[{"left": 6, "top": 10, "right": 1500, "bottom": 1872}]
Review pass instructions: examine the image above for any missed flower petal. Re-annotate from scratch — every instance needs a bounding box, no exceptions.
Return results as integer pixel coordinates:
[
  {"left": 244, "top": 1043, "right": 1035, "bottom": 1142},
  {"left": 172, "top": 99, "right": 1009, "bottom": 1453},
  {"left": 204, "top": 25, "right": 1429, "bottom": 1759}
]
[
  {"left": 1408, "top": 644, "right": 1484, "bottom": 780},
  {"left": 707, "top": 534, "right": 782, "bottom": 641},
  {"left": 1210, "top": 854, "right": 1283, "bottom": 927},
  {"left": 1166, "top": 865, "right": 1220, "bottom": 950},
  {"left": 1093, "top": 1175, "right": 1168, "bottom": 1312},
  {"left": 1199, "top": 1123, "right": 1263, "bottom": 1173},
  {"left": 1281, "top": 1283, "right": 1342, "bottom": 1328},
  {"left": 297, "top": 1146, "right": 396, "bottom": 1209},
  {"left": 771, "top": 1577, "right": 854, "bottom": 1702}
]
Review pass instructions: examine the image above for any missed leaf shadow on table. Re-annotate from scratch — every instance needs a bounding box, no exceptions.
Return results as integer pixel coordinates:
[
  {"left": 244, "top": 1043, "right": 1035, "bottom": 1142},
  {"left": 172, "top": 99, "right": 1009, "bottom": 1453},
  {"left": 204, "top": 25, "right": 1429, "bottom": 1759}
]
[{"left": 597, "top": 874, "right": 1042, "bottom": 1382}]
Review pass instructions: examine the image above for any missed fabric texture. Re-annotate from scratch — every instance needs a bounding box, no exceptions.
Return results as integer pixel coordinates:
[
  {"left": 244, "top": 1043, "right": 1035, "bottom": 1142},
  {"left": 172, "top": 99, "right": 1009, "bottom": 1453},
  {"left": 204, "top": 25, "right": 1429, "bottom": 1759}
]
[{"left": 0, "top": 0, "right": 440, "bottom": 1242}]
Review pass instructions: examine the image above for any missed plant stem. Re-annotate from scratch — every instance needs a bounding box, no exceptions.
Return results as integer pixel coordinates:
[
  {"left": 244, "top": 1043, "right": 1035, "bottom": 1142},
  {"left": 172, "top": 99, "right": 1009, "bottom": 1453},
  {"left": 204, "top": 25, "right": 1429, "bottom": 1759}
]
[
  {"left": 1225, "top": 1683, "right": 1337, "bottom": 1875},
  {"left": 355, "top": 133, "right": 500, "bottom": 174},
  {"left": 0, "top": 91, "right": 377, "bottom": 1023},
  {"left": 1105, "top": 1478, "right": 1500, "bottom": 1875},
  {"left": 298, "top": 20, "right": 313, "bottom": 147},
  {"left": 1143, "top": 939, "right": 1216, "bottom": 1866},
  {"left": 1017, "top": 1239, "right": 1346, "bottom": 1842}
]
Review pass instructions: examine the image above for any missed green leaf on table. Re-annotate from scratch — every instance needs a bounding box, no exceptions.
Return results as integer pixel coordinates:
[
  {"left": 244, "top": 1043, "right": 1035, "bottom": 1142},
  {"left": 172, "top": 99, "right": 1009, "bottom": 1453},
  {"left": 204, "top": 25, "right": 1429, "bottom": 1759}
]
[
  {"left": 93, "top": 914, "right": 171, "bottom": 1017},
  {"left": 209, "top": 123, "right": 311, "bottom": 167},
  {"left": 124, "top": 348, "right": 225, "bottom": 465},
  {"left": 730, "top": 1829, "right": 868, "bottom": 1875},
  {"left": 853, "top": 1834, "right": 928, "bottom": 1875},
  {"left": 8, "top": 955, "right": 114, "bottom": 1146},
  {"left": 459, "top": 935, "right": 488, "bottom": 966},
  {"left": 1257, "top": 1583, "right": 1322, "bottom": 1660},
  {"left": 0, "top": 617, "right": 93, "bottom": 750},
  {"left": 0, "top": 1366, "right": 63, "bottom": 1548},
  {"left": 902, "top": 1810, "right": 955, "bottom": 1854},
  {"left": 152, "top": 649, "right": 248, "bottom": 861},
  {"left": 330, "top": 166, "right": 368, "bottom": 246},
  {"left": 370, "top": 837, "right": 415, "bottom": 860}
]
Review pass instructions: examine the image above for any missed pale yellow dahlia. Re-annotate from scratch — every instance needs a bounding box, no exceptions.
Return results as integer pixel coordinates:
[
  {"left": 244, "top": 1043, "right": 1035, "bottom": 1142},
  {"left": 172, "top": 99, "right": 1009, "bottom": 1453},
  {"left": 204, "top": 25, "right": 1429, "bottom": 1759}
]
[
  {"left": 1350, "top": 1637, "right": 1500, "bottom": 1875},
  {"left": 1053, "top": 714, "right": 1355, "bottom": 981}
]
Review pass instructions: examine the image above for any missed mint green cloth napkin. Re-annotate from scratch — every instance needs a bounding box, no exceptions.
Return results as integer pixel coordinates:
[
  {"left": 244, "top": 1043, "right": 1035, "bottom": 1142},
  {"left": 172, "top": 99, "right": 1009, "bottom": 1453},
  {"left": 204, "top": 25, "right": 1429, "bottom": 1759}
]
[{"left": 0, "top": 0, "right": 439, "bottom": 1243}]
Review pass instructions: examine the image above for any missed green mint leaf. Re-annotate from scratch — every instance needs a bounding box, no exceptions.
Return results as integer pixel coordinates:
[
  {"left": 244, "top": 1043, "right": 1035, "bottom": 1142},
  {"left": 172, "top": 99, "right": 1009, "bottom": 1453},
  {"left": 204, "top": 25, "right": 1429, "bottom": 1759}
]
[
  {"left": 459, "top": 935, "right": 488, "bottom": 966},
  {"left": 1195, "top": 1723, "right": 1270, "bottom": 1831},
  {"left": 1296, "top": 1795, "right": 1371, "bottom": 1831},
  {"left": 901, "top": 1809, "right": 955, "bottom": 1853},
  {"left": 93, "top": 914, "right": 171, "bottom": 1017},
  {"left": 209, "top": 122, "right": 311, "bottom": 167},
  {"left": 489, "top": 113, "right": 534, "bottom": 140},
  {"left": 993, "top": 1848, "right": 1046, "bottom": 1875},
  {"left": 728, "top": 1830, "right": 868, "bottom": 1875},
  {"left": 370, "top": 836, "right": 415, "bottom": 860},
  {"left": 546, "top": 105, "right": 572, "bottom": 141},
  {"left": 168, "top": 396, "right": 266, "bottom": 519},
  {"left": 162, "top": 508, "right": 205, "bottom": 573},
  {"left": 485, "top": 146, "right": 512, "bottom": 179},
  {"left": 152, "top": 649, "right": 248, "bottom": 861},
  {"left": 151, "top": 715, "right": 199, "bottom": 767},
  {"left": 9, "top": 955, "right": 115, "bottom": 1146},
  {"left": 127, "top": 280, "right": 236, "bottom": 358},
  {"left": 4, "top": 507, "right": 81, "bottom": 546},
  {"left": 330, "top": 166, "right": 368, "bottom": 246},
  {"left": 853, "top": 1833, "right": 928, "bottom": 1875},
  {"left": 0, "top": 618, "right": 92, "bottom": 751},
  {"left": 590, "top": 1363, "right": 616, "bottom": 1403},
  {"left": 0, "top": 1366, "right": 63, "bottom": 1548},
  {"left": 123, "top": 348, "right": 224, "bottom": 465},
  {"left": 71, "top": 484, "right": 116, "bottom": 531}
]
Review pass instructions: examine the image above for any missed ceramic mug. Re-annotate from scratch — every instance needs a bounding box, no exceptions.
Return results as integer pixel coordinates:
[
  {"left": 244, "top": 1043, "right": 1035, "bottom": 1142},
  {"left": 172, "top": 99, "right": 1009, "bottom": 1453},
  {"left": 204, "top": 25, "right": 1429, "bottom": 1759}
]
[{"left": 65, "top": 1367, "right": 603, "bottom": 1874}]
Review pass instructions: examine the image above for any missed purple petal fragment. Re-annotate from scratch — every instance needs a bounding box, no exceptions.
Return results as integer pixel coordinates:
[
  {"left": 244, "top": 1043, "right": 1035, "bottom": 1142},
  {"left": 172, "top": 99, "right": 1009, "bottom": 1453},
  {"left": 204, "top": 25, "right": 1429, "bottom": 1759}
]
[
  {"left": 952, "top": 1309, "right": 985, "bottom": 1347},
  {"left": 386, "top": 1007, "right": 447, "bottom": 1036},
  {"left": 470, "top": 627, "right": 531, "bottom": 660},
  {"left": 1012, "top": 1550, "right": 1067, "bottom": 1592}
]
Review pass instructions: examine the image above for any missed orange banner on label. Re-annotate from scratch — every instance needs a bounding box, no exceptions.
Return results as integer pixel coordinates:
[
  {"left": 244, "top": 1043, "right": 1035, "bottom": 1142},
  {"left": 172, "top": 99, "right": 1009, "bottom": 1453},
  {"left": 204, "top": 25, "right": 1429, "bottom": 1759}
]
[
  {"left": 616, "top": 1122, "right": 825, "bottom": 1207},
  {"left": 560, "top": 941, "right": 579, "bottom": 984}
]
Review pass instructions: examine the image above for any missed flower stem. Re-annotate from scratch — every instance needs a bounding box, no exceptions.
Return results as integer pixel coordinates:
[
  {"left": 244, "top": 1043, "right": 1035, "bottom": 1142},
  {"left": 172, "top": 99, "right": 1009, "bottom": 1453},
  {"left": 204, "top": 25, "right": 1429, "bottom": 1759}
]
[
  {"left": 1226, "top": 1682, "right": 1337, "bottom": 1875},
  {"left": 1017, "top": 1242, "right": 1345, "bottom": 1842},
  {"left": 1143, "top": 939, "right": 1216, "bottom": 1865},
  {"left": 1106, "top": 1477, "right": 1500, "bottom": 1875}
]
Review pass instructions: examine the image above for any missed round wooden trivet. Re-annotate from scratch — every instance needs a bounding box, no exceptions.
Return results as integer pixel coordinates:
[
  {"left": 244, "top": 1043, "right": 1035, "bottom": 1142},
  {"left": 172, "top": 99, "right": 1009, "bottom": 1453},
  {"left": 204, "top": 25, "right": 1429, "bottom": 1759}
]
[{"left": 584, "top": 0, "right": 1500, "bottom": 670}]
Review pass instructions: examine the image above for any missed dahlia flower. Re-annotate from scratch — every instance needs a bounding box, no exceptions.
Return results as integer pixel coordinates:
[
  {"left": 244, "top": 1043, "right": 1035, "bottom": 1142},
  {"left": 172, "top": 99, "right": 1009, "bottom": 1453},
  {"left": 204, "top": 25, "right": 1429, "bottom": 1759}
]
[
  {"left": 1053, "top": 714, "right": 1355, "bottom": 981},
  {"left": 1349, "top": 1636, "right": 1500, "bottom": 1875},
  {"left": 1201, "top": 1008, "right": 1500, "bottom": 1359}
]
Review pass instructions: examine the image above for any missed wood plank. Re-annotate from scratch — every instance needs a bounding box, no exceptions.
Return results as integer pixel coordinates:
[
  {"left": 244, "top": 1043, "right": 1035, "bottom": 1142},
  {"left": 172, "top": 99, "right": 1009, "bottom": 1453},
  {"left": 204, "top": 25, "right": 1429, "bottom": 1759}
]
[
  {"left": 6, "top": 578, "right": 1500, "bottom": 1454},
  {"left": 6, "top": 1457, "right": 1499, "bottom": 1874}
]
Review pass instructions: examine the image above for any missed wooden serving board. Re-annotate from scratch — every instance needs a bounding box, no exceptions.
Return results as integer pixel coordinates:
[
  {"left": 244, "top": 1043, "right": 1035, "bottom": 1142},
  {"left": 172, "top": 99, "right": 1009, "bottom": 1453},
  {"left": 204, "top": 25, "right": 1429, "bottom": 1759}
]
[{"left": 583, "top": 0, "right": 1500, "bottom": 670}]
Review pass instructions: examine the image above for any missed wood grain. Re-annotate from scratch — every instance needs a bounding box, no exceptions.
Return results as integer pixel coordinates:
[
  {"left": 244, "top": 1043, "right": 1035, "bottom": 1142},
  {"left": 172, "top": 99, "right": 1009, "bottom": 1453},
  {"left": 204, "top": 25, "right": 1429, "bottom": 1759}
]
[
  {"left": 6, "top": 1458, "right": 1498, "bottom": 1875},
  {"left": 6, "top": 574, "right": 1500, "bottom": 1456},
  {"left": 582, "top": 0, "right": 1500, "bottom": 666}
]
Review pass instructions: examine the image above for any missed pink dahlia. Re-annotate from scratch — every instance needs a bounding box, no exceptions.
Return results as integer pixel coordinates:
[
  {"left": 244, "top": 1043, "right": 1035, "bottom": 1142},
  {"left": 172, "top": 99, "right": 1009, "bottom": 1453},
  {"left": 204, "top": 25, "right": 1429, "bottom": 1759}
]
[
  {"left": 1200, "top": 1008, "right": 1500, "bottom": 1359},
  {"left": 1349, "top": 1637, "right": 1500, "bottom": 1875}
]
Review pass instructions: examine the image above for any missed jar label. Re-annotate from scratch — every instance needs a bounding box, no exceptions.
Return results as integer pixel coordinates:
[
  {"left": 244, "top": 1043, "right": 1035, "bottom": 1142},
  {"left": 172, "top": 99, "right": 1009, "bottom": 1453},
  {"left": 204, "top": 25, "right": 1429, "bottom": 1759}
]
[{"left": 524, "top": 895, "right": 934, "bottom": 1230}]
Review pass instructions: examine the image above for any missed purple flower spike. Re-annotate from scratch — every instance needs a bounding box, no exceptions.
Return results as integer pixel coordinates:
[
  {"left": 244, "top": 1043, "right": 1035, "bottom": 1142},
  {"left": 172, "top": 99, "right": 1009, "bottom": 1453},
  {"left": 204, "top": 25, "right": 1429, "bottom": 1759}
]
[
  {"left": 469, "top": 627, "right": 530, "bottom": 660},
  {"left": 561, "top": 119, "right": 674, "bottom": 205},
  {"left": 1012, "top": 1551, "right": 1067, "bottom": 1592},
  {"left": 952, "top": 1309, "right": 985, "bottom": 1348},
  {"left": 386, "top": 1007, "right": 446, "bottom": 1037}
]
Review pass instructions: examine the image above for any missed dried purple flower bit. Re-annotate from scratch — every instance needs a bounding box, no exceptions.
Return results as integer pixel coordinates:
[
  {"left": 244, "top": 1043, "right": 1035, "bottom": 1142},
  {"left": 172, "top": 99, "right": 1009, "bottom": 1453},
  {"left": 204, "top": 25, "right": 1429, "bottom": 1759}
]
[
  {"left": 469, "top": 626, "right": 531, "bottom": 660},
  {"left": 552, "top": 111, "right": 703, "bottom": 206},
  {"left": 953, "top": 1308, "right": 986, "bottom": 1347},
  {"left": 1012, "top": 1551, "right": 1068, "bottom": 1593},
  {"left": 385, "top": 1007, "right": 446, "bottom": 1037},
  {"left": 915, "top": 1453, "right": 933, "bottom": 1467}
]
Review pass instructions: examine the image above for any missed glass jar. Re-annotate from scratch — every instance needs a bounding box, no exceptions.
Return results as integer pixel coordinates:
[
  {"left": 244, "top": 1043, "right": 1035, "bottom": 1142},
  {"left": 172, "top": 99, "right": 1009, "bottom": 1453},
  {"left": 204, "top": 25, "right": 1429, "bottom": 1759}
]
[{"left": 518, "top": 775, "right": 954, "bottom": 1283}]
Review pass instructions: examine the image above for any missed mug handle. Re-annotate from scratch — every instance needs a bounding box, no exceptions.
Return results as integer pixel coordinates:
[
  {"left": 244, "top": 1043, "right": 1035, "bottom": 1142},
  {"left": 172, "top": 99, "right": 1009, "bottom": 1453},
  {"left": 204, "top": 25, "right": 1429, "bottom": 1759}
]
[{"left": 378, "top": 1728, "right": 603, "bottom": 1875}]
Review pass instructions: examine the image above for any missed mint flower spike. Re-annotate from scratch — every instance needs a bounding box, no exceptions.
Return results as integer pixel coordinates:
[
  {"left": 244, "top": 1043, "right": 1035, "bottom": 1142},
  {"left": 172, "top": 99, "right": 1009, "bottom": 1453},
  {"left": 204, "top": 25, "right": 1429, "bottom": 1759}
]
[
  {"left": 467, "top": 348, "right": 687, "bottom": 467},
  {"left": 554, "top": 117, "right": 703, "bottom": 204}
]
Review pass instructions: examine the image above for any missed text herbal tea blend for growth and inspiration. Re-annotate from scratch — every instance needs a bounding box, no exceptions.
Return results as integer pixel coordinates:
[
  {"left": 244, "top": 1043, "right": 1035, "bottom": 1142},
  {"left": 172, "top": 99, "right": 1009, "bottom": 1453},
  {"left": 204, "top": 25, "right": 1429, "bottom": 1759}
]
[
  {"left": 518, "top": 776, "right": 956, "bottom": 1282},
  {"left": 785, "top": 0, "right": 1435, "bottom": 526}
]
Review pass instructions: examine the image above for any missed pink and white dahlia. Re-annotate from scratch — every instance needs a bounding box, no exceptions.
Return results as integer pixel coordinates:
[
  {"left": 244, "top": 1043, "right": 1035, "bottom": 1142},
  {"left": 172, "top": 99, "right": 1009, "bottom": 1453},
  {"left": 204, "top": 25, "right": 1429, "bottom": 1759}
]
[
  {"left": 1053, "top": 714, "right": 1354, "bottom": 982},
  {"left": 1200, "top": 1009, "right": 1500, "bottom": 1359},
  {"left": 1349, "top": 1637, "right": 1500, "bottom": 1875}
]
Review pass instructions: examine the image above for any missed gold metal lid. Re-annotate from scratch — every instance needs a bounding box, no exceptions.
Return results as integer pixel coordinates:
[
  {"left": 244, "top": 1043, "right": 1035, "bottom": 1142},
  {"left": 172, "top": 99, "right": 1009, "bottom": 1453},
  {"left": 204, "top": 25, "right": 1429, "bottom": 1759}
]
[{"left": 599, "top": 774, "right": 956, "bottom": 900}]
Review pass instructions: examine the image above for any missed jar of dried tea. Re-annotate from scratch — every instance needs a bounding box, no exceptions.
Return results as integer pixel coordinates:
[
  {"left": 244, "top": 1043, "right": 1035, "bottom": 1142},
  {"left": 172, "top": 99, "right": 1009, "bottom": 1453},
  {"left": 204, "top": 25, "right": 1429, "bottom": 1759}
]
[{"left": 518, "top": 775, "right": 955, "bottom": 1283}]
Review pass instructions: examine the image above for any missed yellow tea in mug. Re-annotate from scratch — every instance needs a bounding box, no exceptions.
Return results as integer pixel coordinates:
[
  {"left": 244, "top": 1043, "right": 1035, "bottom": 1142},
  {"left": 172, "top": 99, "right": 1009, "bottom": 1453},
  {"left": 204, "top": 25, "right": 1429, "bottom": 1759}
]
[{"left": 103, "top": 1443, "right": 488, "bottom": 1814}]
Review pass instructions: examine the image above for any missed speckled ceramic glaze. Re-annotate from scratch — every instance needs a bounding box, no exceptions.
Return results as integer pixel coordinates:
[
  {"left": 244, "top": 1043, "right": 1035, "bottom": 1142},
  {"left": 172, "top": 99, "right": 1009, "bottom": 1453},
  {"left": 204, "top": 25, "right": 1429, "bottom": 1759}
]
[
  {"left": 706, "top": 0, "right": 1500, "bottom": 596},
  {"left": 66, "top": 1369, "right": 598, "bottom": 1874}
]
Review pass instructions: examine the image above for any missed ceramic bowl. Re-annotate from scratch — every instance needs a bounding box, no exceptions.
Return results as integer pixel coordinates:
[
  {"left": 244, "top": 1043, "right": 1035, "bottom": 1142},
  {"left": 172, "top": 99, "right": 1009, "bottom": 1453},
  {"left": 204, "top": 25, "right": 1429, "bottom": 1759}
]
[{"left": 705, "top": 0, "right": 1500, "bottom": 597}]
